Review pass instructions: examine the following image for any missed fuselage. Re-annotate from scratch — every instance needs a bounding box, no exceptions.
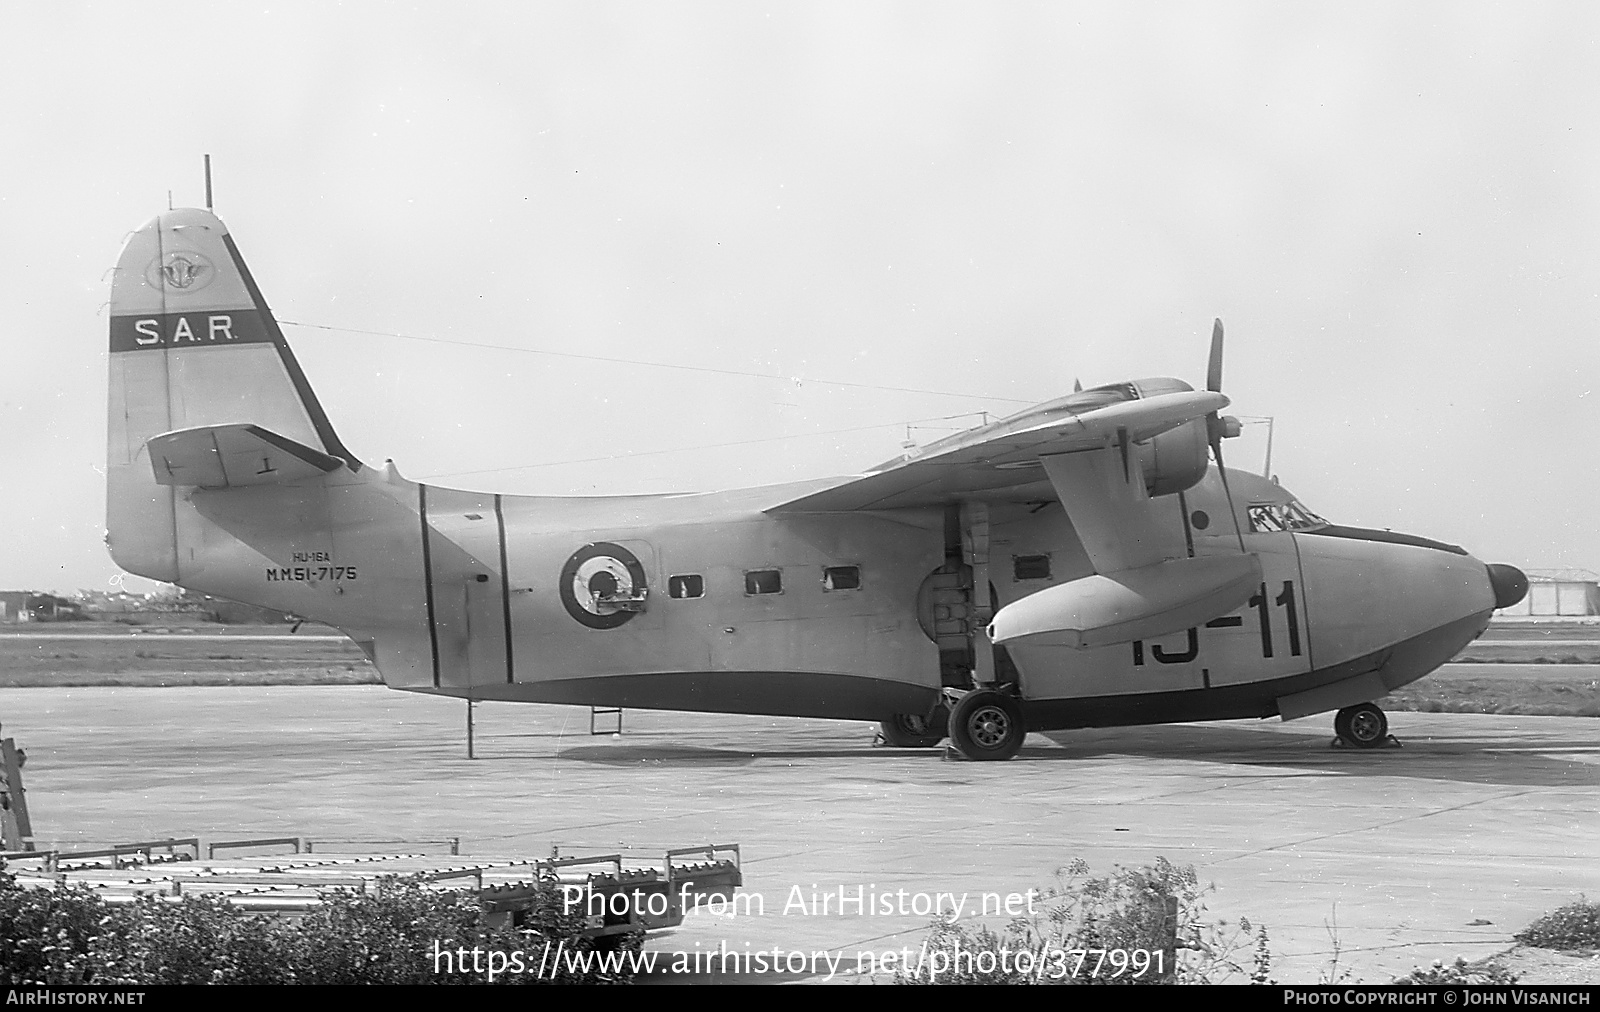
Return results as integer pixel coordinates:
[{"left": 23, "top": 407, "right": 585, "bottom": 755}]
[{"left": 163, "top": 458, "right": 1502, "bottom": 731}]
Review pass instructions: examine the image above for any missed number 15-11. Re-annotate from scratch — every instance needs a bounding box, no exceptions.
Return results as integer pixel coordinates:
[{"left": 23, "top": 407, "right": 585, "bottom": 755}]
[{"left": 1131, "top": 580, "right": 1301, "bottom": 666}]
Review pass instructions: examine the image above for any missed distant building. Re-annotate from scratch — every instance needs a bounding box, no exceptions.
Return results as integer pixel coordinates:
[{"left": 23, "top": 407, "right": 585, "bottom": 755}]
[
  {"left": 0, "top": 591, "right": 29, "bottom": 622},
  {"left": 73, "top": 590, "right": 151, "bottom": 614},
  {"left": 0, "top": 591, "right": 85, "bottom": 622},
  {"left": 1499, "top": 568, "right": 1600, "bottom": 617}
]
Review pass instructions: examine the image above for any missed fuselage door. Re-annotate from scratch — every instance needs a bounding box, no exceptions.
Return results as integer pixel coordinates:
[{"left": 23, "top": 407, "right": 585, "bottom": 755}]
[{"left": 464, "top": 572, "right": 511, "bottom": 687}]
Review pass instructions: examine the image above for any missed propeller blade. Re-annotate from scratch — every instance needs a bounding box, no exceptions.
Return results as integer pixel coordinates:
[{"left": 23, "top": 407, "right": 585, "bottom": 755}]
[
  {"left": 1211, "top": 437, "right": 1248, "bottom": 553},
  {"left": 1201, "top": 316, "right": 1246, "bottom": 552},
  {"left": 1207, "top": 318, "right": 1224, "bottom": 393}
]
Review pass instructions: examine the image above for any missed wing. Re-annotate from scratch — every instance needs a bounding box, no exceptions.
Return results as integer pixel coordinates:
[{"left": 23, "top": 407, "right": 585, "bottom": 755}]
[
  {"left": 769, "top": 384, "right": 1263, "bottom": 648},
  {"left": 765, "top": 388, "right": 1226, "bottom": 515}
]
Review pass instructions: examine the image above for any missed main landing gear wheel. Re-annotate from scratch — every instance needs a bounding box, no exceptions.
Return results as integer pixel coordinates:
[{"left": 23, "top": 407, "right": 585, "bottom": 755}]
[
  {"left": 1334, "top": 702, "right": 1389, "bottom": 749},
  {"left": 878, "top": 707, "right": 949, "bottom": 748},
  {"left": 948, "top": 689, "right": 1026, "bottom": 761}
]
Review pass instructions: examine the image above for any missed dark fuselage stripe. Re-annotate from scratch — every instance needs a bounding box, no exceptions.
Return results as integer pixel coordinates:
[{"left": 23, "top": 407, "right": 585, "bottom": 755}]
[
  {"left": 1177, "top": 491, "right": 1195, "bottom": 558},
  {"left": 495, "top": 493, "right": 514, "bottom": 684},
  {"left": 1290, "top": 531, "right": 1316, "bottom": 671},
  {"left": 419, "top": 483, "right": 441, "bottom": 687},
  {"left": 1301, "top": 525, "right": 1468, "bottom": 556}
]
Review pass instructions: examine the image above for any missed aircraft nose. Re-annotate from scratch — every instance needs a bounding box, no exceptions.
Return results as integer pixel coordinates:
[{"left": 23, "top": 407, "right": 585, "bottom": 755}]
[{"left": 1487, "top": 563, "right": 1529, "bottom": 610}]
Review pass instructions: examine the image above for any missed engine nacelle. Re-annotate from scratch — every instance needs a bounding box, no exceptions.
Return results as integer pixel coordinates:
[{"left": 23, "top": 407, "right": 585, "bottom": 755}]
[{"left": 1129, "top": 378, "right": 1210, "bottom": 497}]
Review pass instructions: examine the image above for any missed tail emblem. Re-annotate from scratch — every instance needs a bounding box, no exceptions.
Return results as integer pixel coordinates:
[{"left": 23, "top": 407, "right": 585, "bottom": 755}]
[{"left": 147, "top": 252, "right": 213, "bottom": 292}]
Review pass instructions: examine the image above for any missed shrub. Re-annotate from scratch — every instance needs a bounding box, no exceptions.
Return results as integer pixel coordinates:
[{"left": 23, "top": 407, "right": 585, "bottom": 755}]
[
  {"left": 0, "top": 863, "right": 639, "bottom": 984},
  {"left": 1393, "top": 957, "right": 1518, "bottom": 985},
  {"left": 897, "top": 858, "right": 1268, "bottom": 985},
  {"left": 1515, "top": 899, "right": 1600, "bottom": 951}
]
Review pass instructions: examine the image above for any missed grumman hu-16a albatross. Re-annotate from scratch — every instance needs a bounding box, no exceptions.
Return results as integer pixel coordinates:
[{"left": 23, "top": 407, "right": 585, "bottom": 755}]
[{"left": 105, "top": 208, "right": 1529, "bottom": 760}]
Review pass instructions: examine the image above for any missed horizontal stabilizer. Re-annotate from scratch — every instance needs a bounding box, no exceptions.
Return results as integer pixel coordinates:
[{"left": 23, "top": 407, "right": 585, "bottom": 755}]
[
  {"left": 988, "top": 552, "right": 1262, "bottom": 649},
  {"left": 147, "top": 423, "right": 343, "bottom": 489}
]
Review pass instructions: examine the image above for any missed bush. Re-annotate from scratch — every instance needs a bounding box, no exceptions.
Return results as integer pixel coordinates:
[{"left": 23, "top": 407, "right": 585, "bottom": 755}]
[
  {"left": 897, "top": 858, "right": 1269, "bottom": 985},
  {"left": 0, "top": 863, "right": 639, "bottom": 984},
  {"left": 1393, "top": 957, "right": 1518, "bottom": 985},
  {"left": 1515, "top": 899, "right": 1600, "bottom": 951}
]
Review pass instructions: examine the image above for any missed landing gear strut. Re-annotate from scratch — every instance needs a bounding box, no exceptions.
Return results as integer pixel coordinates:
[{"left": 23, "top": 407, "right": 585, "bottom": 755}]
[
  {"left": 947, "top": 689, "right": 1026, "bottom": 761},
  {"left": 1333, "top": 702, "right": 1393, "bottom": 749}
]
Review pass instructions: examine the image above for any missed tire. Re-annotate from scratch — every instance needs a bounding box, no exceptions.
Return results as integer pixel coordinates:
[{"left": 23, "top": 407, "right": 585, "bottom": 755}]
[
  {"left": 879, "top": 707, "right": 949, "bottom": 748},
  {"left": 948, "top": 689, "right": 1026, "bottom": 761},
  {"left": 1335, "top": 702, "right": 1388, "bottom": 748}
]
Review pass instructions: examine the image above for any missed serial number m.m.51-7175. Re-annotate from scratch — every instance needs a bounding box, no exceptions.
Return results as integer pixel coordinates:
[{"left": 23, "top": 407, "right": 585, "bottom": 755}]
[{"left": 103, "top": 207, "right": 1529, "bottom": 760}]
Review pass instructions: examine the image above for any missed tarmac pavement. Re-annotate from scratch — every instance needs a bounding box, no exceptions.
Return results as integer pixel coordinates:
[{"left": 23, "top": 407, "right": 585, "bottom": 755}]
[{"left": 1, "top": 685, "right": 1594, "bottom": 983}]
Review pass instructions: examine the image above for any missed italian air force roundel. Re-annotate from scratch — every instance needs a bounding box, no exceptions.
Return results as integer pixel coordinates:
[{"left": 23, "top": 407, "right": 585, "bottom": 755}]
[{"left": 559, "top": 542, "right": 649, "bottom": 629}]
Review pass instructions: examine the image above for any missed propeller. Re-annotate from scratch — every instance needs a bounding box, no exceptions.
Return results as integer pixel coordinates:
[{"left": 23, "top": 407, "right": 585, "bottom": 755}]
[{"left": 1205, "top": 319, "right": 1248, "bottom": 553}]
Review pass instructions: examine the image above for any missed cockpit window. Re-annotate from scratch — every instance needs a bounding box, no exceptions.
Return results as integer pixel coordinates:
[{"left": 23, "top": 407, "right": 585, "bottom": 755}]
[{"left": 1247, "top": 500, "right": 1328, "bottom": 533}]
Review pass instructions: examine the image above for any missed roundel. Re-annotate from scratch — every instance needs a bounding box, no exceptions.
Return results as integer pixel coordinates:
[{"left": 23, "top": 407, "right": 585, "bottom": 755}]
[{"left": 559, "top": 542, "right": 648, "bottom": 629}]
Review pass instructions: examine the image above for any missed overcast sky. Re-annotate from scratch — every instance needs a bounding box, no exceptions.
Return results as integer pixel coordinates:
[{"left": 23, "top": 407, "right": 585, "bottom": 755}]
[{"left": 2, "top": 2, "right": 1596, "bottom": 594}]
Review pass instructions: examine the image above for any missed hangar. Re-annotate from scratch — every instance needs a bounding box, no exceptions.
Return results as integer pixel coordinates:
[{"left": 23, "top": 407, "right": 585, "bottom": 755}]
[{"left": 1497, "top": 568, "right": 1600, "bottom": 617}]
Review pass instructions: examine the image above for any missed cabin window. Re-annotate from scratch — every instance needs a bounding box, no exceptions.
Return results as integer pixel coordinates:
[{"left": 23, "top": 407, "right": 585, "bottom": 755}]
[
  {"left": 744, "top": 569, "right": 783, "bottom": 595},
  {"left": 1247, "top": 505, "right": 1283, "bottom": 532},
  {"left": 668, "top": 574, "right": 704, "bottom": 599},
  {"left": 1013, "top": 554, "right": 1051, "bottom": 581},
  {"left": 822, "top": 565, "right": 861, "bottom": 591}
]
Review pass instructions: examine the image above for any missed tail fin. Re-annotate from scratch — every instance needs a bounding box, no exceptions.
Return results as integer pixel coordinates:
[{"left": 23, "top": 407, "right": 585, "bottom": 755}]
[{"left": 106, "top": 208, "right": 358, "bottom": 580}]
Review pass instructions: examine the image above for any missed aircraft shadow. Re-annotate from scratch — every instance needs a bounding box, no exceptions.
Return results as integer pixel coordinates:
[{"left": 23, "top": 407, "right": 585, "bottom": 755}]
[
  {"left": 553, "top": 744, "right": 762, "bottom": 767},
  {"left": 1040, "top": 721, "right": 1600, "bottom": 789},
  {"left": 467, "top": 720, "right": 1599, "bottom": 789},
  {"left": 543, "top": 743, "right": 969, "bottom": 766}
]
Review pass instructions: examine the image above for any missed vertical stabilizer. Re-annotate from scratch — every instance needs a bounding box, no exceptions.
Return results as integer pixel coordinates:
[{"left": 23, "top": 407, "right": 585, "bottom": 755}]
[{"left": 106, "top": 208, "right": 357, "bottom": 580}]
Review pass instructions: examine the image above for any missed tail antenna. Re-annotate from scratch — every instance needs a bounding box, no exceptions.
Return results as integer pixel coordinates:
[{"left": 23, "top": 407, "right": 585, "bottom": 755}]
[{"left": 204, "top": 154, "right": 213, "bottom": 211}]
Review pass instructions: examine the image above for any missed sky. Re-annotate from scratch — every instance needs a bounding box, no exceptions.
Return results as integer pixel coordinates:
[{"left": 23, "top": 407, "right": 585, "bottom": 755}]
[{"left": 1, "top": 2, "right": 1596, "bottom": 594}]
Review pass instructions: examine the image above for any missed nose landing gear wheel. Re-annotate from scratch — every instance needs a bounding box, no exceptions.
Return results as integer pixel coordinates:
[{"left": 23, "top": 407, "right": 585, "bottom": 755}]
[
  {"left": 1334, "top": 702, "right": 1389, "bottom": 749},
  {"left": 948, "top": 689, "right": 1025, "bottom": 761},
  {"left": 878, "top": 707, "right": 949, "bottom": 748}
]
